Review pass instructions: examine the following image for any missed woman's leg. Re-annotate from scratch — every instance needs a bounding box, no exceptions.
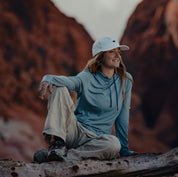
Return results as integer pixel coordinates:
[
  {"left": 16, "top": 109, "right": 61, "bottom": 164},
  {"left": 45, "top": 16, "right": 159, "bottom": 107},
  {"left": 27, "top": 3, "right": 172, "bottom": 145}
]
[
  {"left": 42, "top": 86, "right": 120, "bottom": 161},
  {"left": 66, "top": 134, "right": 121, "bottom": 161},
  {"left": 43, "top": 86, "right": 77, "bottom": 143},
  {"left": 43, "top": 86, "right": 95, "bottom": 149},
  {"left": 42, "top": 86, "right": 85, "bottom": 161}
]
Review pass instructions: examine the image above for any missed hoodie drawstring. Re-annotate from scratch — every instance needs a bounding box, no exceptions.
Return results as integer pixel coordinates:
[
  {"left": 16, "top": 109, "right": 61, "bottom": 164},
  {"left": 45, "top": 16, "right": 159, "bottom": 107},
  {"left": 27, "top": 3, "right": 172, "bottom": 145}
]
[
  {"left": 109, "top": 88, "right": 112, "bottom": 107},
  {"left": 113, "top": 77, "right": 118, "bottom": 111}
]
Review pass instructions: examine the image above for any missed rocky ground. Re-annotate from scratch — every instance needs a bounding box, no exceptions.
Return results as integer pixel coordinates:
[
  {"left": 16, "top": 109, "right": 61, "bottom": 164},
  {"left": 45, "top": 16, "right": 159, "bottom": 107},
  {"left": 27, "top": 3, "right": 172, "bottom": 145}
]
[{"left": 0, "top": 148, "right": 178, "bottom": 177}]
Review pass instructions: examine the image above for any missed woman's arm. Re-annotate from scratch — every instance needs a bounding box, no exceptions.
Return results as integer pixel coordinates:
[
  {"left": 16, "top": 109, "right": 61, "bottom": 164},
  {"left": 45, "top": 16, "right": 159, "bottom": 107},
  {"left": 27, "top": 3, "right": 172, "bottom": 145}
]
[
  {"left": 39, "top": 74, "right": 83, "bottom": 100},
  {"left": 41, "top": 74, "right": 82, "bottom": 91},
  {"left": 38, "top": 70, "right": 91, "bottom": 100},
  {"left": 115, "top": 76, "right": 133, "bottom": 156}
]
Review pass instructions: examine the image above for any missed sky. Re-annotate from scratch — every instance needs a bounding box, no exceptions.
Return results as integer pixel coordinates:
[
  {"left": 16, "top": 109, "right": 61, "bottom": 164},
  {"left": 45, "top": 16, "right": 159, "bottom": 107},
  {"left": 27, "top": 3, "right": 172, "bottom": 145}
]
[{"left": 51, "top": 0, "right": 142, "bottom": 41}]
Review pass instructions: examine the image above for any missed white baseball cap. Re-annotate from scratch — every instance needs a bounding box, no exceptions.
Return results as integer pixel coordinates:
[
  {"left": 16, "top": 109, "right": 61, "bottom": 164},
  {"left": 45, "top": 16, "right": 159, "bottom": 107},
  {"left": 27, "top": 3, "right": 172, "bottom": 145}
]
[{"left": 92, "top": 37, "right": 129, "bottom": 57}]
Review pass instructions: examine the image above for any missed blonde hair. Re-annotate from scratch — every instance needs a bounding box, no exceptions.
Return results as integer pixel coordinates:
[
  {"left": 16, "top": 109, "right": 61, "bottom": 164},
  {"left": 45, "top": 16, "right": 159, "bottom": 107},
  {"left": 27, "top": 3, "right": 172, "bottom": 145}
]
[{"left": 85, "top": 52, "right": 133, "bottom": 104}]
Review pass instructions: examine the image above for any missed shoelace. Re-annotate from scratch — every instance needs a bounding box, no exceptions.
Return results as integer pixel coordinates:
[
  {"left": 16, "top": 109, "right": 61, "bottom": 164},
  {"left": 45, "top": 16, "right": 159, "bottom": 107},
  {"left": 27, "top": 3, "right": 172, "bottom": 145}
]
[{"left": 48, "top": 140, "right": 65, "bottom": 150}]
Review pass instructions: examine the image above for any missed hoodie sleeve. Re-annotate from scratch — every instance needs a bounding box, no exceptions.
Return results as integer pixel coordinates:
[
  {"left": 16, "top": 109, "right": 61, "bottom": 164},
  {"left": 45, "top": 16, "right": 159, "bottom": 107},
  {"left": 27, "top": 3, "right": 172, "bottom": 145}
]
[
  {"left": 41, "top": 74, "right": 83, "bottom": 93},
  {"left": 41, "top": 70, "right": 91, "bottom": 94},
  {"left": 115, "top": 73, "right": 132, "bottom": 156}
]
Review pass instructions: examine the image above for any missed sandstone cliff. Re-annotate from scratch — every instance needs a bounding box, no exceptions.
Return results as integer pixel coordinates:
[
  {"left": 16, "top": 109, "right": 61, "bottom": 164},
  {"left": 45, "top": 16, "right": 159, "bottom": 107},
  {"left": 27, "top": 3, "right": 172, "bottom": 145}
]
[
  {"left": 121, "top": 0, "right": 178, "bottom": 153},
  {"left": 0, "top": 0, "right": 93, "bottom": 118},
  {"left": 0, "top": 0, "right": 93, "bottom": 161}
]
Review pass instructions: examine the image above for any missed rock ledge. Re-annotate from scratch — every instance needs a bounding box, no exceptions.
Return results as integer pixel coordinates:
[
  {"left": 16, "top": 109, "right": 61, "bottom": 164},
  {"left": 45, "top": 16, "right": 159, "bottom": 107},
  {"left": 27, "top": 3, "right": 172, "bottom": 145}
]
[{"left": 0, "top": 148, "right": 178, "bottom": 177}]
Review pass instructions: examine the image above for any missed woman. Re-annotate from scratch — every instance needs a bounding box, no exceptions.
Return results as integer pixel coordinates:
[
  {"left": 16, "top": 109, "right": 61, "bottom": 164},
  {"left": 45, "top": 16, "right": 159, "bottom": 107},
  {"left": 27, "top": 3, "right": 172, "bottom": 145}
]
[{"left": 36, "top": 37, "right": 135, "bottom": 162}]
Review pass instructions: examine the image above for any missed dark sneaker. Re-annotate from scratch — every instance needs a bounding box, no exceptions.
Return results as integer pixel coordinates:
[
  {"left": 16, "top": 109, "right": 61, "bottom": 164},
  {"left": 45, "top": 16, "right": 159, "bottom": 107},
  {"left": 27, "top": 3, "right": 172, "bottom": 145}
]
[
  {"left": 33, "top": 149, "right": 49, "bottom": 163},
  {"left": 48, "top": 141, "right": 67, "bottom": 162}
]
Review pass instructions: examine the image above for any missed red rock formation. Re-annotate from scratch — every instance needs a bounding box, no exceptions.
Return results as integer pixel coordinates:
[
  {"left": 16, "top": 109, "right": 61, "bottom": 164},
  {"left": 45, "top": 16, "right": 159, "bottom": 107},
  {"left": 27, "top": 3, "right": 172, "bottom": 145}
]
[
  {"left": 0, "top": 0, "right": 93, "bottom": 117},
  {"left": 0, "top": 0, "right": 93, "bottom": 161},
  {"left": 121, "top": 0, "right": 178, "bottom": 151}
]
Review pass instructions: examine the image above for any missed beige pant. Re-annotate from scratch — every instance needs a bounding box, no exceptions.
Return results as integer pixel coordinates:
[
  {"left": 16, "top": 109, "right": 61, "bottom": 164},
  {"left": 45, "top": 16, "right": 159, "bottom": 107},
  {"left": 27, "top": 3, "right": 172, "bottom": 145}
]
[{"left": 43, "top": 87, "right": 121, "bottom": 161}]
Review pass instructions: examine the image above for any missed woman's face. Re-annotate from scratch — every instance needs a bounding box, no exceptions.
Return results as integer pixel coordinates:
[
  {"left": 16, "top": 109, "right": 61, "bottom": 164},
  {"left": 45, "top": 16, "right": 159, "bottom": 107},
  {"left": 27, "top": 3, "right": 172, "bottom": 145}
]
[{"left": 101, "top": 48, "right": 121, "bottom": 69}]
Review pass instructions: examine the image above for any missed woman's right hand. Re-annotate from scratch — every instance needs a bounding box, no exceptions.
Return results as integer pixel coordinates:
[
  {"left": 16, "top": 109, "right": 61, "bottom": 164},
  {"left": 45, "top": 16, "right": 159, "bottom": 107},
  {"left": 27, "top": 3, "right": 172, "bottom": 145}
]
[{"left": 38, "top": 82, "right": 53, "bottom": 100}]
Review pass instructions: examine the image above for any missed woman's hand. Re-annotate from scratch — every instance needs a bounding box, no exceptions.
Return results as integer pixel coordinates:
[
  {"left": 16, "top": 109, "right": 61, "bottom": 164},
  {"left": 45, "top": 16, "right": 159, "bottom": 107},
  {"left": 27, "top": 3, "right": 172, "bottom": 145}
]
[{"left": 38, "top": 82, "right": 53, "bottom": 100}]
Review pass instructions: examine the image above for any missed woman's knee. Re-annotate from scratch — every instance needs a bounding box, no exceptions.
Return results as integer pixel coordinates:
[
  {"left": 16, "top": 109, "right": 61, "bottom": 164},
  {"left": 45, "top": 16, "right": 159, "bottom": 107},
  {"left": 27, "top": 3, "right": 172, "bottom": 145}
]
[
  {"left": 102, "top": 135, "right": 121, "bottom": 153},
  {"left": 53, "top": 86, "right": 68, "bottom": 95},
  {"left": 52, "top": 87, "right": 73, "bottom": 104},
  {"left": 48, "top": 86, "right": 67, "bottom": 100}
]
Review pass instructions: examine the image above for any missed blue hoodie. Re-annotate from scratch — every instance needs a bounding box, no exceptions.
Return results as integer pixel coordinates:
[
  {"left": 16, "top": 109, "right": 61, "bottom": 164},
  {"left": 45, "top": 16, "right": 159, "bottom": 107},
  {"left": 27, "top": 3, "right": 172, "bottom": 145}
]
[{"left": 42, "top": 69, "right": 133, "bottom": 156}]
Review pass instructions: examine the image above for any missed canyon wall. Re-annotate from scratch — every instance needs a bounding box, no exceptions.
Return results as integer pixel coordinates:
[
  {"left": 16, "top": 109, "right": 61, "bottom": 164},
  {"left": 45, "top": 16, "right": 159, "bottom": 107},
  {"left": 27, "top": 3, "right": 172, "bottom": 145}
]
[
  {"left": 0, "top": 0, "right": 93, "bottom": 161},
  {"left": 121, "top": 0, "right": 178, "bottom": 151}
]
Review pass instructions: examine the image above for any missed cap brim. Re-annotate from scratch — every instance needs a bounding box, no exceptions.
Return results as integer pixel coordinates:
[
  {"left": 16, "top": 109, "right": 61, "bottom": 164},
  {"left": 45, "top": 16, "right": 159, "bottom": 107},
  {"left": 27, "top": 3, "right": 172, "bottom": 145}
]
[{"left": 119, "top": 45, "right": 130, "bottom": 51}]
